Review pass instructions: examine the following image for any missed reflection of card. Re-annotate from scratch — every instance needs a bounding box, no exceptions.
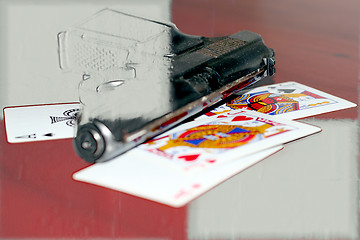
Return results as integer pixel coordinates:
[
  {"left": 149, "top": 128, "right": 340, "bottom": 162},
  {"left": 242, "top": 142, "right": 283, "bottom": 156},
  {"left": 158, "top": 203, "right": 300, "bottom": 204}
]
[
  {"left": 3, "top": 103, "right": 80, "bottom": 143},
  {"left": 73, "top": 145, "right": 283, "bottom": 207},
  {"left": 132, "top": 110, "right": 321, "bottom": 172},
  {"left": 200, "top": 81, "right": 357, "bottom": 120}
]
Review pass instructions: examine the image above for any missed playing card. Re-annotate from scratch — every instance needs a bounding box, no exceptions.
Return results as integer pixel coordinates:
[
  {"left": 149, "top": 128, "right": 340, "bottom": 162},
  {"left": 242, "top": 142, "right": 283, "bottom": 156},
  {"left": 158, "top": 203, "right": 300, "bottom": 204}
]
[
  {"left": 200, "top": 81, "right": 357, "bottom": 120},
  {"left": 73, "top": 145, "right": 283, "bottom": 207},
  {"left": 3, "top": 103, "right": 80, "bottom": 143},
  {"left": 130, "top": 109, "right": 321, "bottom": 172}
]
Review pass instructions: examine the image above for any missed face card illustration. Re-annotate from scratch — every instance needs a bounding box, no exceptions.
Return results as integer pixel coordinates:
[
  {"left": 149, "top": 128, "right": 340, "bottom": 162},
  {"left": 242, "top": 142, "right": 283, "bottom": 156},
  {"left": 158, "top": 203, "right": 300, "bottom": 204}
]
[
  {"left": 201, "top": 81, "right": 356, "bottom": 120},
  {"left": 3, "top": 103, "right": 80, "bottom": 143},
  {"left": 134, "top": 109, "right": 321, "bottom": 172},
  {"left": 73, "top": 145, "right": 283, "bottom": 208}
]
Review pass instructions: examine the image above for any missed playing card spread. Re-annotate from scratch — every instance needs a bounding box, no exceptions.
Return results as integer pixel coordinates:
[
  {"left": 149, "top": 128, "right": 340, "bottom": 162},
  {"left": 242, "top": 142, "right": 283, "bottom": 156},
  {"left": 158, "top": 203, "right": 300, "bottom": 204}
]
[
  {"left": 132, "top": 110, "right": 321, "bottom": 173},
  {"left": 73, "top": 109, "right": 320, "bottom": 207},
  {"left": 3, "top": 103, "right": 80, "bottom": 143},
  {"left": 73, "top": 145, "right": 283, "bottom": 208},
  {"left": 5, "top": 81, "right": 341, "bottom": 207},
  {"left": 200, "top": 81, "right": 357, "bottom": 120}
]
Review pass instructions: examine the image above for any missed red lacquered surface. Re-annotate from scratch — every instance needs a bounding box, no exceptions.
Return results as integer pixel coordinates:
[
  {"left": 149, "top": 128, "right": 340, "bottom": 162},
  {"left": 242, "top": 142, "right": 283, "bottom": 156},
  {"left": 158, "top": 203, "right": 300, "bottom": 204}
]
[
  {"left": 172, "top": 0, "right": 359, "bottom": 119},
  {"left": 0, "top": 122, "right": 187, "bottom": 238},
  {"left": 1, "top": 0, "right": 359, "bottom": 239}
]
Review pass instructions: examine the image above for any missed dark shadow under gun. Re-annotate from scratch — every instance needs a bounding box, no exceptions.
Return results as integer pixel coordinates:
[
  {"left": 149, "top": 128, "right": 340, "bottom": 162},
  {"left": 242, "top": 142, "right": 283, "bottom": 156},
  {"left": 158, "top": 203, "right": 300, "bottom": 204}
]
[{"left": 58, "top": 9, "right": 275, "bottom": 163}]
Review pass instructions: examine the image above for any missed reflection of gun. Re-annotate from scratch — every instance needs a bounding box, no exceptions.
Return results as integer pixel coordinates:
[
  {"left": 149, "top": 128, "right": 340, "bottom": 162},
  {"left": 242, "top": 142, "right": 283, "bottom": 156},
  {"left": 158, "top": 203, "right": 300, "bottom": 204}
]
[{"left": 58, "top": 9, "right": 275, "bottom": 163}]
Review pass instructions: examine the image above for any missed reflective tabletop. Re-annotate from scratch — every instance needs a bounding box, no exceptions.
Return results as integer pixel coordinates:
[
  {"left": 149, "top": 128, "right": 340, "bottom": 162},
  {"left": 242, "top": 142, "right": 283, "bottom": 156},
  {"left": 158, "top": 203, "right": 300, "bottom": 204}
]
[{"left": 0, "top": 0, "right": 359, "bottom": 239}]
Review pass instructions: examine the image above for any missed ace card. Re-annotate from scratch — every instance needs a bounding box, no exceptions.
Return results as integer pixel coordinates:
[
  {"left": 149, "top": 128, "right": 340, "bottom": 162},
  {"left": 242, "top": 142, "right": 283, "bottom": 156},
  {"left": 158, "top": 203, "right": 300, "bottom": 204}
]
[{"left": 4, "top": 103, "right": 80, "bottom": 143}]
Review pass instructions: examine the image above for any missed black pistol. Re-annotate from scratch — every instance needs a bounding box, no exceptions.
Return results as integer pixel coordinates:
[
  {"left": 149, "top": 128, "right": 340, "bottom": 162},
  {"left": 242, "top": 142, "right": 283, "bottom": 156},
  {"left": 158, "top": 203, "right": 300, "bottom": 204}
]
[{"left": 58, "top": 9, "right": 275, "bottom": 163}]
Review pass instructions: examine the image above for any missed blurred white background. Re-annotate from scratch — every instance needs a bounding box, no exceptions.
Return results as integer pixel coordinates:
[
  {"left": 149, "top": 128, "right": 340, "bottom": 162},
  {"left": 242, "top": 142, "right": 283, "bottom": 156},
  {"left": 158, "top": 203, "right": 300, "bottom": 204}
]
[{"left": 0, "top": 0, "right": 171, "bottom": 118}]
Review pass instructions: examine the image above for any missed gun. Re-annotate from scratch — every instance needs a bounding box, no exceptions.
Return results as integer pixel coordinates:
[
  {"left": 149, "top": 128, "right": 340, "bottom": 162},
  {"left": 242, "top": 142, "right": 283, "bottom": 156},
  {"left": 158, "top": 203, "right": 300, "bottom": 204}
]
[{"left": 58, "top": 9, "right": 275, "bottom": 163}]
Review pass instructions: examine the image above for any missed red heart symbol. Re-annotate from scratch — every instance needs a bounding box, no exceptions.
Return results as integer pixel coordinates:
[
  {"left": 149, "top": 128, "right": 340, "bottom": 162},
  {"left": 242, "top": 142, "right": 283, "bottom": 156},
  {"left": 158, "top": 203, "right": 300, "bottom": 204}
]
[
  {"left": 178, "top": 154, "right": 200, "bottom": 161},
  {"left": 232, "top": 116, "right": 253, "bottom": 121}
]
